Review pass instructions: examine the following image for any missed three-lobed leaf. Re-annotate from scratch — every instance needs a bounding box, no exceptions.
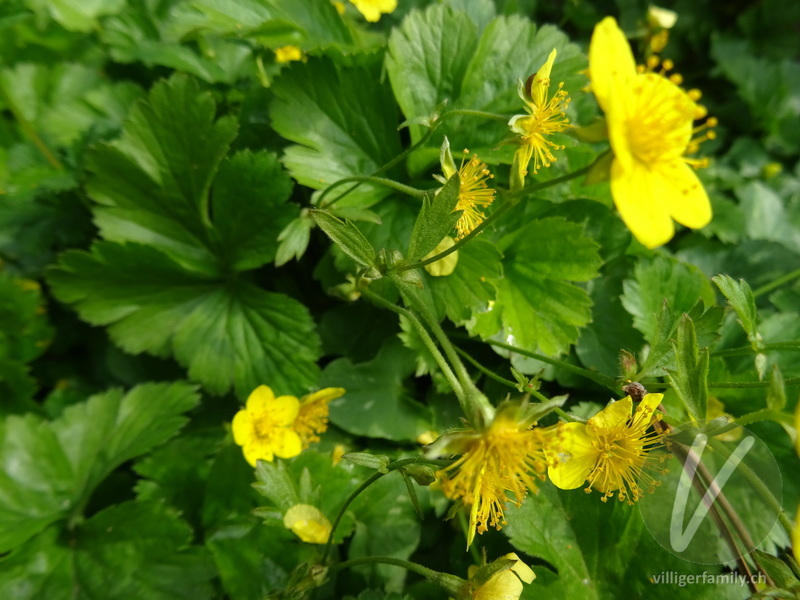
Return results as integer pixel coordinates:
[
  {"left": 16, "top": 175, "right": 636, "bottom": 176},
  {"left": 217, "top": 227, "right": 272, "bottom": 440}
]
[
  {"left": 48, "top": 242, "right": 321, "bottom": 396},
  {"left": 472, "top": 217, "right": 602, "bottom": 356}
]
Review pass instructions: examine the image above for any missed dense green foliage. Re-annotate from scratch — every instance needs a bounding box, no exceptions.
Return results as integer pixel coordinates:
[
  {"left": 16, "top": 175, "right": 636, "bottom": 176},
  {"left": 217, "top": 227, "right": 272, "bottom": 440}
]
[{"left": 1, "top": 0, "right": 799, "bottom": 599}]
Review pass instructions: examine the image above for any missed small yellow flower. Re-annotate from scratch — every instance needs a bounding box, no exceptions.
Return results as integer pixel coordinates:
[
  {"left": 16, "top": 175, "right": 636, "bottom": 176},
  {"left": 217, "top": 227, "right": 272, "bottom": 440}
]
[
  {"left": 507, "top": 49, "right": 571, "bottom": 189},
  {"left": 348, "top": 0, "right": 396, "bottom": 22},
  {"left": 435, "top": 138, "right": 495, "bottom": 240},
  {"left": 433, "top": 406, "right": 556, "bottom": 548},
  {"left": 423, "top": 236, "right": 458, "bottom": 277},
  {"left": 548, "top": 393, "right": 665, "bottom": 503},
  {"left": 589, "top": 17, "right": 715, "bottom": 248},
  {"left": 294, "top": 387, "right": 345, "bottom": 448},
  {"left": 468, "top": 553, "right": 535, "bottom": 600},
  {"left": 232, "top": 385, "right": 302, "bottom": 467},
  {"left": 274, "top": 45, "right": 303, "bottom": 64},
  {"left": 283, "top": 504, "right": 332, "bottom": 544}
]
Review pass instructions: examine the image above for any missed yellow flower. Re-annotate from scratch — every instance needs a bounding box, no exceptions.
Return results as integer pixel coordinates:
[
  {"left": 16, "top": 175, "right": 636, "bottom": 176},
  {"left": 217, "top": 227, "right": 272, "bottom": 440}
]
[
  {"left": 283, "top": 504, "right": 332, "bottom": 544},
  {"left": 348, "top": 0, "right": 396, "bottom": 22},
  {"left": 589, "top": 17, "right": 715, "bottom": 249},
  {"left": 294, "top": 387, "right": 345, "bottom": 448},
  {"left": 274, "top": 45, "right": 302, "bottom": 63},
  {"left": 423, "top": 236, "right": 459, "bottom": 277},
  {"left": 433, "top": 406, "right": 555, "bottom": 548},
  {"left": 548, "top": 393, "right": 665, "bottom": 503},
  {"left": 435, "top": 137, "right": 495, "bottom": 240},
  {"left": 232, "top": 385, "right": 302, "bottom": 467},
  {"left": 468, "top": 553, "right": 535, "bottom": 600},
  {"left": 508, "top": 49, "right": 571, "bottom": 189}
]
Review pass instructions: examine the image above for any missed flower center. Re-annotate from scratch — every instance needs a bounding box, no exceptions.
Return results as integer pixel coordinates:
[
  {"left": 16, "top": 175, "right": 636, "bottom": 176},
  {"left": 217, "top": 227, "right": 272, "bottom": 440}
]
[{"left": 625, "top": 73, "right": 695, "bottom": 166}]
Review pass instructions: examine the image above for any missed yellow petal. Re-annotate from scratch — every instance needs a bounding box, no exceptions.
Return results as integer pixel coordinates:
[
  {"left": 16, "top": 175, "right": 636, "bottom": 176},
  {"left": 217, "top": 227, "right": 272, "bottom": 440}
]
[
  {"left": 530, "top": 48, "right": 557, "bottom": 108},
  {"left": 504, "top": 553, "right": 536, "bottom": 584},
  {"left": 271, "top": 427, "right": 303, "bottom": 459},
  {"left": 610, "top": 159, "right": 675, "bottom": 248},
  {"left": 231, "top": 409, "right": 252, "bottom": 445},
  {"left": 245, "top": 385, "right": 276, "bottom": 413},
  {"left": 588, "top": 17, "right": 637, "bottom": 112},
  {"left": 301, "top": 387, "right": 346, "bottom": 405},
  {"left": 243, "top": 440, "right": 274, "bottom": 467},
  {"left": 591, "top": 397, "right": 632, "bottom": 432},
  {"left": 423, "top": 236, "right": 458, "bottom": 277},
  {"left": 271, "top": 395, "right": 301, "bottom": 426},
  {"left": 659, "top": 161, "right": 712, "bottom": 229},
  {"left": 283, "top": 504, "right": 332, "bottom": 544},
  {"left": 637, "top": 393, "right": 664, "bottom": 416},
  {"left": 548, "top": 422, "right": 597, "bottom": 489}
]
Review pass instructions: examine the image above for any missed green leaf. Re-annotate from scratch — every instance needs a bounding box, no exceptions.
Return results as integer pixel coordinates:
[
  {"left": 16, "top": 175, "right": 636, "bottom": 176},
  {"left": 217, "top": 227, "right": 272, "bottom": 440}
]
[
  {"left": 426, "top": 238, "right": 502, "bottom": 325},
  {"left": 0, "top": 381, "right": 200, "bottom": 552},
  {"left": 505, "top": 486, "right": 751, "bottom": 600},
  {"left": 86, "top": 75, "right": 294, "bottom": 272},
  {"left": 0, "top": 274, "right": 53, "bottom": 414},
  {"left": 271, "top": 56, "right": 402, "bottom": 209},
  {"left": 48, "top": 242, "right": 321, "bottom": 396},
  {"left": 472, "top": 217, "right": 602, "bottom": 356},
  {"left": 575, "top": 261, "right": 644, "bottom": 379},
  {"left": 0, "top": 62, "right": 142, "bottom": 148},
  {"left": 621, "top": 255, "right": 716, "bottom": 346},
  {"left": 0, "top": 501, "right": 215, "bottom": 600},
  {"left": 319, "top": 340, "right": 432, "bottom": 441},
  {"left": 386, "top": 6, "right": 586, "bottom": 168},
  {"left": 310, "top": 210, "right": 377, "bottom": 269},
  {"left": 386, "top": 5, "right": 478, "bottom": 144},
  {"left": 713, "top": 274, "right": 759, "bottom": 348},
  {"left": 276, "top": 215, "right": 313, "bottom": 266},
  {"left": 24, "top": 0, "right": 126, "bottom": 32},
  {"left": 211, "top": 150, "right": 296, "bottom": 270},
  {"left": 666, "top": 314, "right": 710, "bottom": 421}
]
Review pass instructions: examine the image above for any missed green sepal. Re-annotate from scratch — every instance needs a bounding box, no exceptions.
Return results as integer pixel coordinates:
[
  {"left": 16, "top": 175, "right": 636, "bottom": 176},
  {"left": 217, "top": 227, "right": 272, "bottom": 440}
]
[
  {"left": 407, "top": 174, "right": 461, "bottom": 263},
  {"left": 665, "top": 314, "right": 709, "bottom": 421},
  {"left": 342, "top": 452, "right": 391, "bottom": 473},
  {"left": 310, "top": 209, "right": 377, "bottom": 269}
]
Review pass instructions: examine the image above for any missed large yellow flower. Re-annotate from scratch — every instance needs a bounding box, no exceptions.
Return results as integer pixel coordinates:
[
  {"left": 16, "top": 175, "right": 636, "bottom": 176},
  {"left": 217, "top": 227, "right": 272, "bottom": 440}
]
[
  {"left": 294, "top": 387, "right": 345, "bottom": 448},
  {"left": 433, "top": 406, "right": 556, "bottom": 548},
  {"left": 232, "top": 385, "right": 302, "bottom": 466},
  {"left": 435, "top": 138, "right": 495, "bottom": 240},
  {"left": 589, "top": 17, "right": 714, "bottom": 248},
  {"left": 548, "top": 393, "right": 665, "bottom": 503},
  {"left": 348, "top": 0, "right": 396, "bottom": 22},
  {"left": 508, "top": 49, "right": 571, "bottom": 189}
]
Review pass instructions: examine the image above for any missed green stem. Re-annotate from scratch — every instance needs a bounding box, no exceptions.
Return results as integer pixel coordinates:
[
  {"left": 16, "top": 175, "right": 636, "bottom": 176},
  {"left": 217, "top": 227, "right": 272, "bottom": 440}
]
[
  {"left": 471, "top": 337, "right": 619, "bottom": 391},
  {"left": 362, "top": 288, "right": 465, "bottom": 404},
  {"left": 443, "top": 108, "right": 511, "bottom": 123},
  {"left": 318, "top": 125, "right": 438, "bottom": 208},
  {"left": 510, "top": 163, "right": 594, "bottom": 198},
  {"left": 391, "top": 274, "right": 494, "bottom": 426},
  {"left": 454, "top": 346, "right": 517, "bottom": 389},
  {"left": 321, "top": 456, "right": 452, "bottom": 564},
  {"left": 328, "top": 556, "right": 465, "bottom": 595},
  {"left": 319, "top": 176, "right": 426, "bottom": 208},
  {"left": 753, "top": 268, "right": 800, "bottom": 299},
  {"left": 708, "top": 377, "right": 800, "bottom": 389},
  {"left": 712, "top": 341, "right": 800, "bottom": 357},
  {"left": 0, "top": 81, "right": 62, "bottom": 170}
]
